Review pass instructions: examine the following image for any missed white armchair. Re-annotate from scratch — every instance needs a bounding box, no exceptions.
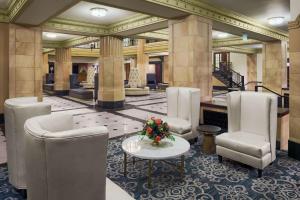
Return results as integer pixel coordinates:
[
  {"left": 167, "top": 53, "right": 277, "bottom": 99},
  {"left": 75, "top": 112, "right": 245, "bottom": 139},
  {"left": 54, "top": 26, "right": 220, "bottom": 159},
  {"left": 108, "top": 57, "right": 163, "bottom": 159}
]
[
  {"left": 163, "top": 87, "right": 201, "bottom": 141},
  {"left": 216, "top": 91, "right": 277, "bottom": 177},
  {"left": 4, "top": 97, "right": 51, "bottom": 190},
  {"left": 24, "top": 113, "right": 134, "bottom": 200}
]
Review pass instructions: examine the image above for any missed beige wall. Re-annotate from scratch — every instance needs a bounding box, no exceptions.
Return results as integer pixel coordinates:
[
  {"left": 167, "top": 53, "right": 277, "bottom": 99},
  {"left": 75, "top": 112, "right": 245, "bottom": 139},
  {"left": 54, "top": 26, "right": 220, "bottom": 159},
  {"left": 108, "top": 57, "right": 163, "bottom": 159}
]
[
  {"left": 0, "top": 23, "right": 9, "bottom": 114},
  {"left": 247, "top": 54, "right": 257, "bottom": 90},
  {"left": 9, "top": 24, "right": 43, "bottom": 99},
  {"left": 169, "top": 15, "right": 213, "bottom": 101},
  {"left": 289, "top": 15, "right": 300, "bottom": 145},
  {"left": 163, "top": 55, "right": 169, "bottom": 83},
  {"left": 262, "top": 41, "right": 287, "bottom": 94}
]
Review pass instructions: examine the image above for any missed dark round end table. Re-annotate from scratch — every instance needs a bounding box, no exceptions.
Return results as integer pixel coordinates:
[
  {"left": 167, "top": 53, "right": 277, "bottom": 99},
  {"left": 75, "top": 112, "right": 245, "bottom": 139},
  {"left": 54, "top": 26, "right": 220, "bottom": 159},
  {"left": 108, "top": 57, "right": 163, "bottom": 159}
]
[{"left": 197, "top": 125, "right": 221, "bottom": 154}]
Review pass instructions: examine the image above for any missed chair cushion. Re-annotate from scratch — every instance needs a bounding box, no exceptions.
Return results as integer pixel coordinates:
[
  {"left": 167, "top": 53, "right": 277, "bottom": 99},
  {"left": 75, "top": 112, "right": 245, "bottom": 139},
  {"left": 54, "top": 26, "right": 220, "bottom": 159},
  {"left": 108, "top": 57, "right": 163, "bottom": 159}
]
[
  {"left": 163, "top": 117, "right": 192, "bottom": 134},
  {"left": 216, "top": 132, "right": 271, "bottom": 158},
  {"left": 106, "top": 178, "right": 134, "bottom": 200}
]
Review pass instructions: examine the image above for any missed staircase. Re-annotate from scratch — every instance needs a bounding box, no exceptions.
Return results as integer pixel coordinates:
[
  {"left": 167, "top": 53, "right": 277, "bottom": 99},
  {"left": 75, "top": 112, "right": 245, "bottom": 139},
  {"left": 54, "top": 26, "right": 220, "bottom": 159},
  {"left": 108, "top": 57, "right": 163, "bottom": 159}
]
[{"left": 213, "top": 65, "right": 245, "bottom": 91}]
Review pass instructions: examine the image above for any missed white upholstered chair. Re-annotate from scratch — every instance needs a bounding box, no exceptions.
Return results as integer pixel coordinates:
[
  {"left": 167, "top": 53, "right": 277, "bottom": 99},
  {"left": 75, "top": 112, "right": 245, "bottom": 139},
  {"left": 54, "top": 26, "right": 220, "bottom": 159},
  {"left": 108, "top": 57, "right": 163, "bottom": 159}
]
[
  {"left": 4, "top": 97, "right": 51, "bottom": 190},
  {"left": 24, "top": 113, "right": 134, "bottom": 200},
  {"left": 125, "top": 68, "right": 149, "bottom": 96},
  {"left": 216, "top": 91, "right": 277, "bottom": 177},
  {"left": 163, "top": 87, "right": 201, "bottom": 141}
]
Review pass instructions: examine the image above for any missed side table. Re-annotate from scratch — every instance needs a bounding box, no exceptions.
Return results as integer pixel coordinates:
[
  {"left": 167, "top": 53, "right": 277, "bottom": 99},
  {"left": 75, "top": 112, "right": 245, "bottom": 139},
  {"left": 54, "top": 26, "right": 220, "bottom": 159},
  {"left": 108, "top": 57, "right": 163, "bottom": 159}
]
[{"left": 197, "top": 125, "right": 221, "bottom": 154}]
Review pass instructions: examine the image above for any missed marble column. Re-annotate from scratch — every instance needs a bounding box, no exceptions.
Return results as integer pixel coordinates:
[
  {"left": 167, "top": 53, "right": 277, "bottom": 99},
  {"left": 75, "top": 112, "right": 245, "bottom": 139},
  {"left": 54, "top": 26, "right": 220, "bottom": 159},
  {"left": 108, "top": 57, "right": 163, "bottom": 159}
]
[
  {"left": 98, "top": 36, "right": 125, "bottom": 108},
  {"left": 0, "top": 23, "right": 9, "bottom": 121},
  {"left": 54, "top": 48, "right": 72, "bottom": 95},
  {"left": 9, "top": 24, "right": 43, "bottom": 101},
  {"left": 42, "top": 53, "right": 49, "bottom": 84},
  {"left": 163, "top": 55, "right": 169, "bottom": 83},
  {"left": 247, "top": 54, "right": 257, "bottom": 91},
  {"left": 262, "top": 41, "right": 287, "bottom": 94},
  {"left": 288, "top": 15, "right": 300, "bottom": 160},
  {"left": 137, "top": 39, "right": 149, "bottom": 86},
  {"left": 169, "top": 15, "right": 213, "bottom": 101}
]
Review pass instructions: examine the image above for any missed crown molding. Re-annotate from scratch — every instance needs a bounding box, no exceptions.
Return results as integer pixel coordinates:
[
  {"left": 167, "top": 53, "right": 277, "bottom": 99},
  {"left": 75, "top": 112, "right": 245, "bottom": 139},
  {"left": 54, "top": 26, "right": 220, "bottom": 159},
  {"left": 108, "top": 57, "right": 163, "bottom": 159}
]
[
  {"left": 288, "top": 15, "right": 300, "bottom": 30},
  {"left": 0, "top": 9, "right": 8, "bottom": 22},
  {"left": 137, "top": 32, "right": 168, "bottom": 40},
  {"left": 7, "top": 0, "right": 29, "bottom": 21},
  {"left": 213, "top": 37, "right": 261, "bottom": 47},
  {"left": 63, "top": 36, "right": 99, "bottom": 48},
  {"left": 214, "top": 46, "right": 260, "bottom": 54},
  {"left": 144, "top": 0, "right": 288, "bottom": 41},
  {"left": 43, "top": 18, "right": 109, "bottom": 36}
]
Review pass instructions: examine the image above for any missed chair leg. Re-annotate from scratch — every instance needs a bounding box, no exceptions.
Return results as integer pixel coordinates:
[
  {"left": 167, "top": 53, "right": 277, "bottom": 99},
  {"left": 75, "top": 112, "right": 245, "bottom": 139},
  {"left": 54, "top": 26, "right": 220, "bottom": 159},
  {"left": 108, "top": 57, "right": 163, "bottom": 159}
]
[
  {"left": 16, "top": 189, "right": 27, "bottom": 198},
  {"left": 218, "top": 155, "right": 222, "bottom": 163},
  {"left": 257, "top": 169, "right": 263, "bottom": 178}
]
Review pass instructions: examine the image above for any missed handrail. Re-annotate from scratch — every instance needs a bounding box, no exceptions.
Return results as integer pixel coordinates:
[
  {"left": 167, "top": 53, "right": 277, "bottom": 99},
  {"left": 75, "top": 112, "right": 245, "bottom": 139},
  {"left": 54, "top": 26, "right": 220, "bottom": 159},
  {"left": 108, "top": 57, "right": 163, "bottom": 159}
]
[
  {"left": 254, "top": 85, "right": 289, "bottom": 108},
  {"left": 244, "top": 81, "right": 263, "bottom": 86},
  {"left": 254, "top": 85, "right": 284, "bottom": 97}
]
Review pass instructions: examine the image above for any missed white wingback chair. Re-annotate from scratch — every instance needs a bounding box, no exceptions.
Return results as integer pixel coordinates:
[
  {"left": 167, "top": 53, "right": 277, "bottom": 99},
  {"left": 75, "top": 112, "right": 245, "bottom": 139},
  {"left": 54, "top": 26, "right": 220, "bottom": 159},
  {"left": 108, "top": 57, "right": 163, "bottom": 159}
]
[
  {"left": 24, "top": 113, "right": 134, "bottom": 200},
  {"left": 126, "top": 68, "right": 149, "bottom": 96},
  {"left": 216, "top": 91, "right": 277, "bottom": 177},
  {"left": 4, "top": 97, "right": 51, "bottom": 189},
  {"left": 163, "top": 87, "right": 201, "bottom": 141}
]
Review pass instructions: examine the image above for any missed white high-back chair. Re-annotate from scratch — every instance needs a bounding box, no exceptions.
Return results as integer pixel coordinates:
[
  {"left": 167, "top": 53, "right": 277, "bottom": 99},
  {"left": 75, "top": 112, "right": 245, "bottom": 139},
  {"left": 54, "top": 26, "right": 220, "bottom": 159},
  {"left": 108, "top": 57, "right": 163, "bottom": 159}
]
[
  {"left": 216, "top": 91, "right": 277, "bottom": 177},
  {"left": 4, "top": 97, "right": 51, "bottom": 190},
  {"left": 24, "top": 113, "right": 134, "bottom": 200},
  {"left": 163, "top": 87, "right": 200, "bottom": 141}
]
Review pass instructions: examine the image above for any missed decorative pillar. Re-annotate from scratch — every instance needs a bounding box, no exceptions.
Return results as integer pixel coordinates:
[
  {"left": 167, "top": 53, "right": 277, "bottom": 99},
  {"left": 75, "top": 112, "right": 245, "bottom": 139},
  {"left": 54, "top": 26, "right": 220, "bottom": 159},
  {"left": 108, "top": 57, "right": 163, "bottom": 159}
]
[
  {"left": 163, "top": 55, "right": 169, "bottom": 83},
  {"left": 288, "top": 15, "right": 300, "bottom": 160},
  {"left": 137, "top": 39, "right": 149, "bottom": 86},
  {"left": 0, "top": 23, "right": 9, "bottom": 121},
  {"left": 9, "top": 24, "right": 43, "bottom": 101},
  {"left": 54, "top": 48, "right": 72, "bottom": 95},
  {"left": 169, "top": 15, "right": 213, "bottom": 101},
  {"left": 98, "top": 36, "right": 125, "bottom": 109},
  {"left": 247, "top": 54, "right": 257, "bottom": 90},
  {"left": 262, "top": 41, "right": 287, "bottom": 94},
  {"left": 42, "top": 53, "right": 49, "bottom": 83}
]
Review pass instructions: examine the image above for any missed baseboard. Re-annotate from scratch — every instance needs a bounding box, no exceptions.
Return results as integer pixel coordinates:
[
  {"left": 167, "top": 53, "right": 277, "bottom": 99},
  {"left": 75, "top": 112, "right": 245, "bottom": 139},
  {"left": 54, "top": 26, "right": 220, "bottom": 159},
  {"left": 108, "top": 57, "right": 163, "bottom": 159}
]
[
  {"left": 288, "top": 140, "right": 300, "bottom": 161},
  {"left": 97, "top": 100, "right": 124, "bottom": 109},
  {"left": 53, "top": 90, "right": 69, "bottom": 96},
  {"left": 0, "top": 113, "right": 4, "bottom": 125}
]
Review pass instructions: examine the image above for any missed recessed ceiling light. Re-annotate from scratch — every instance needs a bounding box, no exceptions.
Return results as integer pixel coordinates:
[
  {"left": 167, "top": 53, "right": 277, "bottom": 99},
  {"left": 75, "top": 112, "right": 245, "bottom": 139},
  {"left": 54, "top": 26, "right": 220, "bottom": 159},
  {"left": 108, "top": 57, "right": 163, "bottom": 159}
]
[
  {"left": 268, "top": 17, "right": 285, "bottom": 26},
  {"left": 90, "top": 7, "right": 107, "bottom": 17},
  {"left": 45, "top": 33, "right": 57, "bottom": 38},
  {"left": 218, "top": 32, "right": 229, "bottom": 38}
]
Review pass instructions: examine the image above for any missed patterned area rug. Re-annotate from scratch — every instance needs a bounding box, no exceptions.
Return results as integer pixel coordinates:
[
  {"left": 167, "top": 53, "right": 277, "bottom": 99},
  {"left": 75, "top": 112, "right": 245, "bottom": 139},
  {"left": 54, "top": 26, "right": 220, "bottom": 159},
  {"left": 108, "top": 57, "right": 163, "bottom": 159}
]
[{"left": 1, "top": 137, "right": 300, "bottom": 200}]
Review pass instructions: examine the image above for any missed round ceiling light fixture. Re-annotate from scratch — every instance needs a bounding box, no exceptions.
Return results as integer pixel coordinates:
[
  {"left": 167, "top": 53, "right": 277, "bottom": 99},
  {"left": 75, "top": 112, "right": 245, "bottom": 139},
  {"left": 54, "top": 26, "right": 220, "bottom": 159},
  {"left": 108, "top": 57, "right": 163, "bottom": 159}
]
[
  {"left": 45, "top": 32, "right": 57, "bottom": 38},
  {"left": 268, "top": 17, "right": 285, "bottom": 26},
  {"left": 90, "top": 7, "right": 108, "bottom": 17}
]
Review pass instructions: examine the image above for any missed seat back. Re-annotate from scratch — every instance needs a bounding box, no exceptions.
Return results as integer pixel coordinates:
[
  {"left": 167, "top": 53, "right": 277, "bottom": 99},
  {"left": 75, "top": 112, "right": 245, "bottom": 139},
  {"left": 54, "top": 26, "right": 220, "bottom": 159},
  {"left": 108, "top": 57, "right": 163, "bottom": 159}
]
[
  {"left": 4, "top": 97, "right": 51, "bottom": 189},
  {"left": 167, "top": 87, "right": 200, "bottom": 131},
  {"left": 24, "top": 113, "right": 109, "bottom": 200},
  {"left": 128, "top": 68, "right": 141, "bottom": 88}
]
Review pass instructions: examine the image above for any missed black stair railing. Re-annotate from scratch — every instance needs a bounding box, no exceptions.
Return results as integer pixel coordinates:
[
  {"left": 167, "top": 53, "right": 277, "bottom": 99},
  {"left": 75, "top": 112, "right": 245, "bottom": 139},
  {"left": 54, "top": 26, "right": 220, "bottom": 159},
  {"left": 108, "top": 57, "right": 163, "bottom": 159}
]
[
  {"left": 213, "top": 65, "right": 245, "bottom": 90},
  {"left": 254, "top": 85, "right": 289, "bottom": 108}
]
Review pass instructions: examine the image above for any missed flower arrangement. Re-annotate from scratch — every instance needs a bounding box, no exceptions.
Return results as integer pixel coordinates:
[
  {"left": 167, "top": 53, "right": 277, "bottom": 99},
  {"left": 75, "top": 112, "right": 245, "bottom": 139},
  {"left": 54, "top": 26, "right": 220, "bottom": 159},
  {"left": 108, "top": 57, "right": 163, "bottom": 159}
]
[{"left": 139, "top": 117, "right": 175, "bottom": 145}]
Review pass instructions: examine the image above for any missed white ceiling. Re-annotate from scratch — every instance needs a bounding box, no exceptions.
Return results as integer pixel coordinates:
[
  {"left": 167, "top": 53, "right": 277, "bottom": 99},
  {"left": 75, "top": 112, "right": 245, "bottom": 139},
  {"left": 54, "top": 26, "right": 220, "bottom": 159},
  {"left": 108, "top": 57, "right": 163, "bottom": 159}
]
[
  {"left": 200, "top": 0, "right": 290, "bottom": 31},
  {"left": 42, "top": 32, "right": 80, "bottom": 41},
  {"left": 212, "top": 30, "right": 237, "bottom": 39},
  {"left": 0, "top": 0, "right": 9, "bottom": 9},
  {"left": 58, "top": 1, "right": 138, "bottom": 25}
]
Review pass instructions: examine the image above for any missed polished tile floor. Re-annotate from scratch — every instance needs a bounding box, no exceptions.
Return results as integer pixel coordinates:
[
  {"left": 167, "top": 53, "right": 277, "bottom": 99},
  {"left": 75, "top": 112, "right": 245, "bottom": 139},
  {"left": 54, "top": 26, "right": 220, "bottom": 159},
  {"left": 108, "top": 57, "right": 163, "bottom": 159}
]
[{"left": 0, "top": 91, "right": 167, "bottom": 164}]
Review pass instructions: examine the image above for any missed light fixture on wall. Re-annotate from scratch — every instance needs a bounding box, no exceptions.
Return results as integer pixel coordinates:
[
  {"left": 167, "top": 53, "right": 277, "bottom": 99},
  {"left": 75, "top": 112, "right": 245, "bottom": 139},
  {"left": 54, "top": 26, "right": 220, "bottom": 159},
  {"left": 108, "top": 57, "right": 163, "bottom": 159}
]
[
  {"left": 90, "top": 7, "right": 108, "bottom": 17},
  {"left": 45, "top": 32, "right": 57, "bottom": 38},
  {"left": 242, "top": 33, "right": 248, "bottom": 41},
  {"left": 268, "top": 17, "right": 285, "bottom": 26},
  {"left": 217, "top": 32, "right": 229, "bottom": 38}
]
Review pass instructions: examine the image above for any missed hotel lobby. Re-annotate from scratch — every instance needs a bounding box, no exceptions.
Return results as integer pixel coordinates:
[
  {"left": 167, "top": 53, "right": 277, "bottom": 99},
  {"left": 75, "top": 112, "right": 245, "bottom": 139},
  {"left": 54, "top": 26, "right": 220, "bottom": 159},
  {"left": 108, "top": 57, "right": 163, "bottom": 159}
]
[{"left": 0, "top": 0, "right": 300, "bottom": 199}]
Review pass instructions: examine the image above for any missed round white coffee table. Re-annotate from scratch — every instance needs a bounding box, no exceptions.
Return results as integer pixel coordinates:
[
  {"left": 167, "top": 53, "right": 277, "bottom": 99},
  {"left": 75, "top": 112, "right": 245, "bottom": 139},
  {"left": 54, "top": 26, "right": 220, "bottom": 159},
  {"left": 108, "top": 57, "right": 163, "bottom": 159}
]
[{"left": 122, "top": 135, "right": 190, "bottom": 187}]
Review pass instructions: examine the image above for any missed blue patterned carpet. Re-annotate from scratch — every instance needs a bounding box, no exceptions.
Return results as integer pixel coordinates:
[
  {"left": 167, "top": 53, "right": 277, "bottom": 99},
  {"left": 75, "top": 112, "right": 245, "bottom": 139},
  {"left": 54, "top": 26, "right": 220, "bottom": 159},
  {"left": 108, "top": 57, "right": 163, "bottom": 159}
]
[{"left": 1, "top": 137, "right": 300, "bottom": 200}]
